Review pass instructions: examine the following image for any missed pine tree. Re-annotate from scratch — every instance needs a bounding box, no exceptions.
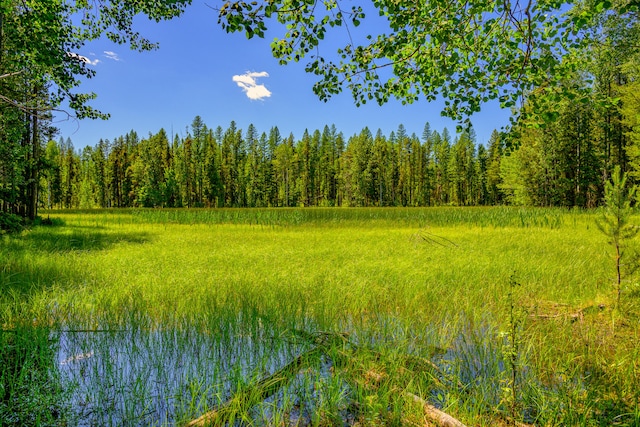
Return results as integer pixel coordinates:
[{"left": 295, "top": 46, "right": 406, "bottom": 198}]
[
  {"left": 60, "top": 137, "right": 79, "bottom": 208},
  {"left": 596, "top": 166, "right": 639, "bottom": 308},
  {"left": 92, "top": 139, "right": 108, "bottom": 207},
  {"left": 42, "top": 140, "right": 62, "bottom": 209},
  {"left": 369, "top": 129, "right": 387, "bottom": 206},
  {"left": 266, "top": 126, "right": 282, "bottom": 206},
  {"left": 476, "top": 144, "right": 488, "bottom": 205},
  {"left": 296, "top": 130, "right": 313, "bottom": 206},
  {"left": 396, "top": 124, "right": 411, "bottom": 206},
  {"left": 432, "top": 130, "right": 451, "bottom": 205},
  {"left": 318, "top": 125, "right": 337, "bottom": 206},
  {"left": 203, "top": 129, "right": 222, "bottom": 207},
  {"left": 422, "top": 123, "right": 434, "bottom": 206},
  {"left": 245, "top": 123, "right": 261, "bottom": 207},
  {"left": 486, "top": 130, "right": 504, "bottom": 205},
  {"left": 78, "top": 146, "right": 96, "bottom": 208},
  {"left": 256, "top": 132, "right": 272, "bottom": 207},
  {"left": 273, "top": 134, "right": 296, "bottom": 206},
  {"left": 191, "top": 115, "right": 207, "bottom": 206}
]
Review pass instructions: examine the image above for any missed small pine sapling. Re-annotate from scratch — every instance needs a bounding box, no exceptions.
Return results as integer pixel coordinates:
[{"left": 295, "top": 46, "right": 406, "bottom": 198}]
[{"left": 596, "top": 166, "right": 639, "bottom": 308}]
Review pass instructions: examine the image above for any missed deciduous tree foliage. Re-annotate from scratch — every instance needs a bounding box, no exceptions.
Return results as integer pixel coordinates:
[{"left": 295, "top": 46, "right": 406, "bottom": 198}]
[
  {"left": 217, "top": 0, "right": 638, "bottom": 122},
  {"left": 0, "top": 0, "right": 190, "bottom": 219},
  {"left": 0, "top": 0, "right": 191, "bottom": 118}
]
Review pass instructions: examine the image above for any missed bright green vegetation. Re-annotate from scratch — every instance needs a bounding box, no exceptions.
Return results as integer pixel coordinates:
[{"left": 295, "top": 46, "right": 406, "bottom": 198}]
[{"left": 2, "top": 207, "right": 639, "bottom": 426}]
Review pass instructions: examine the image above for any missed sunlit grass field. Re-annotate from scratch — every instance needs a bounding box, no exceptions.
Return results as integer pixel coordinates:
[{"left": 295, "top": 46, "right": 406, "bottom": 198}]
[{"left": 1, "top": 207, "right": 638, "bottom": 426}]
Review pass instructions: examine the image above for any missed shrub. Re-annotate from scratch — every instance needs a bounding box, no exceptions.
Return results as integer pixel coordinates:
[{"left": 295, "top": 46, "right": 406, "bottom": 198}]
[{"left": 0, "top": 212, "right": 24, "bottom": 233}]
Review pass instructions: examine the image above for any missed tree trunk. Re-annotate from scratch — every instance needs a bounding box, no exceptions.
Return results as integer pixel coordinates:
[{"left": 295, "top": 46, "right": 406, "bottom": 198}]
[
  {"left": 27, "top": 110, "right": 39, "bottom": 220},
  {"left": 0, "top": 7, "right": 4, "bottom": 67}
]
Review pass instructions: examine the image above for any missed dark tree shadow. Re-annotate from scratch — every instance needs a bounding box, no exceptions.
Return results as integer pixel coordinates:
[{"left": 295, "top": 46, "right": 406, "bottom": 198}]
[
  {"left": 7, "top": 225, "right": 149, "bottom": 253},
  {"left": 1, "top": 224, "right": 151, "bottom": 297}
]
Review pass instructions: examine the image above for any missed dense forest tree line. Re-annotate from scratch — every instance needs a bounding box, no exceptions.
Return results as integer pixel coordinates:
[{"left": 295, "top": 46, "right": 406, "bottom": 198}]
[
  {"left": 40, "top": 120, "right": 496, "bottom": 209},
  {"left": 37, "top": 97, "right": 639, "bottom": 209}
]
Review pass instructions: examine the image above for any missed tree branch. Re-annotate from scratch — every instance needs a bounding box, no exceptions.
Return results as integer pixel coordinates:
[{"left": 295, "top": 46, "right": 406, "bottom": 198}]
[{"left": 0, "top": 71, "right": 23, "bottom": 80}]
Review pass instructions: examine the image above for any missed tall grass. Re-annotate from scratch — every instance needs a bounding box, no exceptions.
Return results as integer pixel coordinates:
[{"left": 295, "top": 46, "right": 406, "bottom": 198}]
[
  {"left": 0, "top": 207, "right": 638, "bottom": 426},
  {"left": 54, "top": 206, "right": 576, "bottom": 228},
  {"left": 0, "top": 327, "right": 69, "bottom": 426}
]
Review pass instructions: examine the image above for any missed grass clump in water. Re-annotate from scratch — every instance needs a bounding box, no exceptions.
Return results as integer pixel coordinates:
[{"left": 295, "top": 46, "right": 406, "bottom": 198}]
[{"left": 0, "top": 327, "right": 69, "bottom": 426}]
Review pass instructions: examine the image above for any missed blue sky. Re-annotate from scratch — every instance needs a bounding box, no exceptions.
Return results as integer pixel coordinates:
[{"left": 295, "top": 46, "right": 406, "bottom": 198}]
[{"left": 55, "top": 2, "right": 512, "bottom": 149}]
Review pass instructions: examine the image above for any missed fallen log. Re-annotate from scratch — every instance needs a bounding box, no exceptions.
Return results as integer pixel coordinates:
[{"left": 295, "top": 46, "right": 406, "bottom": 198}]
[
  {"left": 529, "top": 304, "right": 606, "bottom": 323},
  {"left": 186, "top": 331, "right": 471, "bottom": 427},
  {"left": 405, "top": 392, "right": 467, "bottom": 427},
  {"left": 291, "top": 330, "right": 463, "bottom": 392},
  {"left": 185, "top": 346, "right": 324, "bottom": 426}
]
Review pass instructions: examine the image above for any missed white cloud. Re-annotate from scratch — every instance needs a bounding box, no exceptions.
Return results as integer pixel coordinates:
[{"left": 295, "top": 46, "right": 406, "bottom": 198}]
[
  {"left": 66, "top": 52, "right": 100, "bottom": 66},
  {"left": 232, "top": 71, "right": 271, "bottom": 100},
  {"left": 104, "top": 51, "right": 121, "bottom": 61}
]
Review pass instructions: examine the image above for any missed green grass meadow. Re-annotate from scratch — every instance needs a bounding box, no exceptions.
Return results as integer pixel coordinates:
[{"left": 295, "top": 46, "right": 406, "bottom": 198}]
[{"left": 1, "top": 207, "right": 639, "bottom": 426}]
